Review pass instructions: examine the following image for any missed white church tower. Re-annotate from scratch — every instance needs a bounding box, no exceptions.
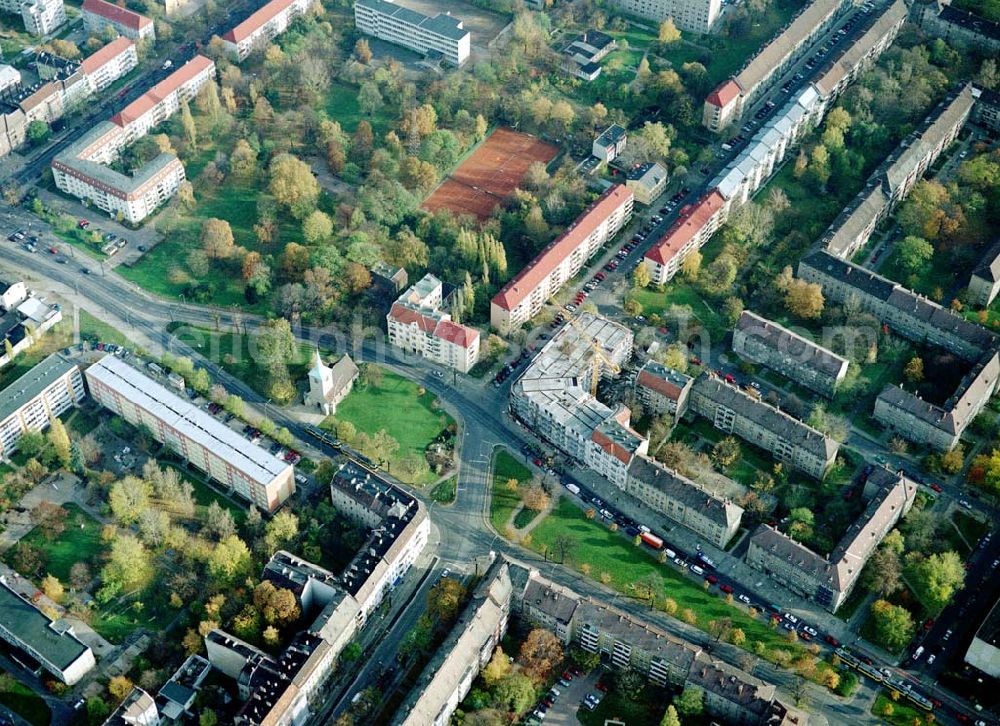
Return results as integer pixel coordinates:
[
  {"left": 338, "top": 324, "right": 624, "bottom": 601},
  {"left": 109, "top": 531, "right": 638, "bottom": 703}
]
[{"left": 304, "top": 349, "right": 359, "bottom": 416}]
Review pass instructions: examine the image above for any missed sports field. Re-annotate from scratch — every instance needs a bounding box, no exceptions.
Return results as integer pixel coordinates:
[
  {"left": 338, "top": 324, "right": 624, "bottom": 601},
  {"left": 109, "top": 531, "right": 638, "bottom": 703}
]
[{"left": 423, "top": 128, "right": 558, "bottom": 221}]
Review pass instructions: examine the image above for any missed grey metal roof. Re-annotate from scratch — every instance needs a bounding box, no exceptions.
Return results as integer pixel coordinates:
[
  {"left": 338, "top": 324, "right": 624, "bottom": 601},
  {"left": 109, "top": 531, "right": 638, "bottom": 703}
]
[
  {"left": 972, "top": 241, "right": 1000, "bottom": 284},
  {"left": 627, "top": 456, "right": 742, "bottom": 529},
  {"left": 813, "top": 0, "right": 906, "bottom": 97},
  {"left": 735, "top": 310, "right": 848, "bottom": 378},
  {"left": 356, "top": 0, "right": 469, "bottom": 40},
  {"left": 0, "top": 352, "right": 77, "bottom": 424},
  {"left": 0, "top": 579, "right": 90, "bottom": 671}
]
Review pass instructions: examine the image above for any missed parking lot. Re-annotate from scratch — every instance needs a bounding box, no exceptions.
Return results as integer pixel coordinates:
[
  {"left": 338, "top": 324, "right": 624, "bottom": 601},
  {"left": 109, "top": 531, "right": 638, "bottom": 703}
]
[{"left": 528, "top": 667, "right": 604, "bottom": 725}]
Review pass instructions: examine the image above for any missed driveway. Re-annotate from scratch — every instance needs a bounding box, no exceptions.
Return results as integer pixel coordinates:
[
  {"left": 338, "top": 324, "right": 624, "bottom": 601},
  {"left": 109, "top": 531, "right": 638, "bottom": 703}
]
[{"left": 539, "top": 668, "right": 600, "bottom": 725}]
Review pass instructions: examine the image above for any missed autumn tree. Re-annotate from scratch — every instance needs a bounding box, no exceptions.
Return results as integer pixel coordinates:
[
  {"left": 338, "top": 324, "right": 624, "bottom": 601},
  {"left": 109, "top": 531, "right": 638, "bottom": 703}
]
[
  {"left": 253, "top": 580, "right": 302, "bottom": 626},
  {"left": 201, "top": 218, "right": 235, "bottom": 260},
  {"left": 658, "top": 18, "right": 681, "bottom": 44},
  {"left": 427, "top": 576, "right": 467, "bottom": 623},
  {"left": 522, "top": 484, "right": 550, "bottom": 512},
  {"left": 519, "top": 628, "right": 563, "bottom": 681},
  {"left": 268, "top": 153, "right": 320, "bottom": 219},
  {"left": 354, "top": 38, "right": 372, "bottom": 63},
  {"left": 47, "top": 417, "right": 71, "bottom": 468},
  {"left": 904, "top": 357, "right": 924, "bottom": 383},
  {"left": 784, "top": 278, "right": 824, "bottom": 319},
  {"left": 108, "top": 676, "right": 134, "bottom": 704}
]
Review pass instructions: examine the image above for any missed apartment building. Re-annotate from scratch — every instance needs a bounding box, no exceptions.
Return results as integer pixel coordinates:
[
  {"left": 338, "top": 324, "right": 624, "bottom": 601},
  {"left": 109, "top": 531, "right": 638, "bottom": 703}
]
[
  {"left": 387, "top": 274, "right": 480, "bottom": 372},
  {"left": 732, "top": 311, "right": 849, "bottom": 397},
  {"left": 747, "top": 467, "right": 916, "bottom": 612},
  {"left": 0, "top": 577, "right": 95, "bottom": 684},
  {"left": 0, "top": 69, "right": 82, "bottom": 157},
  {"left": 510, "top": 314, "right": 645, "bottom": 488},
  {"left": 513, "top": 574, "right": 580, "bottom": 644},
  {"left": 0, "top": 353, "right": 83, "bottom": 460},
  {"left": 85, "top": 354, "right": 295, "bottom": 512},
  {"left": 812, "top": 0, "right": 906, "bottom": 102},
  {"left": 703, "top": 0, "right": 848, "bottom": 131},
  {"left": 592, "top": 124, "right": 627, "bottom": 162},
  {"left": 968, "top": 241, "right": 1000, "bottom": 307},
  {"left": 104, "top": 687, "right": 159, "bottom": 725},
  {"left": 222, "top": 0, "right": 316, "bottom": 61},
  {"left": 625, "top": 162, "right": 668, "bottom": 205},
  {"left": 392, "top": 559, "right": 511, "bottom": 726},
  {"left": 634, "top": 359, "right": 693, "bottom": 420},
  {"left": 643, "top": 190, "right": 726, "bottom": 284},
  {"left": 874, "top": 353, "right": 999, "bottom": 452},
  {"left": 112, "top": 54, "right": 215, "bottom": 140},
  {"left": 798, "top": 250, "right": 998, "bottom": 362},
  {"left": 964, "top": 595, "right": 1000, "bottom": 679},
  {"left": 609, "top": 0, "right": 720, "bottom": 34},
  {"left": 626, "top": 456, "right": 743, "bottom": 548},
  {"left": 52, "top": 56, "right": 215, "bottom": 223},
  {"left": 81, "top": 0, "right": 154, "bottom": 41},
  {"left": 0, "top": 65, "right": 20, "bottom": 95},
  {"left": 208, "top": 462, "right": 429, "bottom": 725},
  {"left": 690, "top": 374, "right": 839, "bottom": 480},
  {"left": 912, "top": 0, "right": 1000, "bottom": 56},
  {"left": 0, "top": 0, "right": 65, "bottom": 35},
  {"left": 491, "top": 185, "right": 634, "bottom": 333},
  {"left": 821, "top": 84, "right": 975, "bottom": 259},
  {"left": 973, "top": 86, "right": 1000, "bottom": 133},
  {"left": 354, "top": 0, "right": 471, "bottom": 65},
  {"left": 80, "top": 37, "right": 137, "bottom": 93}
]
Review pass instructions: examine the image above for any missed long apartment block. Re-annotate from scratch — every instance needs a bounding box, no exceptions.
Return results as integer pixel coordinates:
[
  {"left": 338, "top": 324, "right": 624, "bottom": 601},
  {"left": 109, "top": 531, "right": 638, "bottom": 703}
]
[
  {"left": 821, "top": 84, "right": 975, "bottom": 259},
  {"left": 492, "top": 185, "right": 633, "bottom": 334},
  {"left": 747, "top": 467, "right": 916, "bottom": 612},
  {"left": 52, "top": 55, "right": 215, "bottom": 223},
  {"left": 690, "top": 374, "right": 839, "bottom": 480},
  {"left": 222, "top": 0, "right": 316, "bottom": 61},
  {"left": 608, "top": 0, "right": 721, "bottom": 34},
  {"left": 81, "top": 0, "right": 154, "bottom": 41},
  {"left": 703, "top": 0, "right": 849, "bottom": 132},
  {"left": 732, "top": 310, "right": 849, "bottom": 397},
  {"left": 79, "top": 37, "right": 137, "bottom": 93},
  {"left": 643, "top": 190, "right": 725, "bottom": 284},
  {"left": 85, "top": 353, "right": 294, "bottom": 512},
  {"left": 0, "top": 353, "right": 84, "bottom": 460},
  {"left": 354, "top": 0, "right": 471, "bottom": 66}
]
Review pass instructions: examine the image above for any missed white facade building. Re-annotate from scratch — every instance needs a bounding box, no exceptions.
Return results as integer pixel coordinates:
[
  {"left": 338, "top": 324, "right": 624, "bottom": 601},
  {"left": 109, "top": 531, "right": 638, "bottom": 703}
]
[
  {"left": 354, "top": 0, "right": 471, "bottom": 65},
  {"left": 609, "top": 0, "right": 720, "bottom": 34},
  {"left": 387, "top": 274, "right": 480, "bottom": 373},
  {"left": 81, "top": 0, "right": 155, "bottom": 41},
  {"left": 80, "top": 37, "right": 138, "bottom": 93},
  {"left": 0, "top": 353, "right": 83, "bottom": 460},
  {"left": 221, "top": 0, "right": 316, "bottom": 61},
  {"left": 0, "top": 0, "right": 66, "bottom": 36}
]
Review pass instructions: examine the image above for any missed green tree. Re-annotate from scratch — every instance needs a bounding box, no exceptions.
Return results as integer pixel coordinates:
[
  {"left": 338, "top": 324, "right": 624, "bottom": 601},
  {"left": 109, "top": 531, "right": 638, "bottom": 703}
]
[
  {"left": 492, "top": 672, "right": 535, "bottom": 714},
  {"left": 674, "top": 685, "right": 704, "bottom": 716},
  {"left": 908, "top": 551, "right": 965, "bottom": 611},
  {"left": 207, "top": 535, "right": 252, "bottom": 586},
  {"left": 869, "top": 599, "right": 915, "bottom": 651},
  {"left": 264, "top": 510, "right": 299, "bottom": 551},
  {"left": 101, "top": 536, "right": 153, "bottom": 596},
  {"left": 660, "top": 704, "right": 682, "bottom": 726},
  {"left": 26, "top": 120, "right": 49, "bottom": 144},
  {"left": 46, "top": 417, "right": 71, "bottom": 468},
  {"left": 897, "top": 235, "right": 934, "bottom": 272}
]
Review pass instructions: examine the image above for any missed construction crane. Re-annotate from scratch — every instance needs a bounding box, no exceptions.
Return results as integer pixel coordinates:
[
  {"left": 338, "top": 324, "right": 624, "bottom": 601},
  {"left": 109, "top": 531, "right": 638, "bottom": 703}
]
[{"left": 554, "top": 304, "right": 621, "bottom": 396}]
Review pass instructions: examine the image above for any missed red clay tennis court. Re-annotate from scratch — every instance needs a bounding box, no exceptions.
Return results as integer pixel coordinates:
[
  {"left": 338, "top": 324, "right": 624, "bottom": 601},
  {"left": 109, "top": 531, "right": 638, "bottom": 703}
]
[{"left": 423, "top": 128, "right": 558, "bottom": 222}]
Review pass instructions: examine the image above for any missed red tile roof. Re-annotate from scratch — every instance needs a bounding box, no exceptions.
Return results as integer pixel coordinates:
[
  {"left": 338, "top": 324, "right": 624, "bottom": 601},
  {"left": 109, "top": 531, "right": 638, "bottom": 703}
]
[
  {"left": 637, "top": 369, "right": 683, "bottom": 400},
  {"left": 82, "top": 0, "right": 152, "bottom": 31},
  {"left": 223, "top": 0, "right": 300, "bottom": 43},
  {"left": 434, "top": 319, "right": 479, "bottom": 349},
  {"left": 80, "top": 37, "right": 135, "bottom": 76},
  {"left": 644, "top": 191, "right": 725, "bottom": 266},
  {"left": 706, "top": 79, "right": 741, "bottom": 108},
  {"left": 492, "top": 185, "right": 633, "bottom": 312},
  {"left": 388, "top": 303, "right": 437, "bottom": 334},
  {"left": 591, "top": 428, "right": 633, "bottom": 465},
  {"left": 112, "top": 55, "right": 214, "bottom": 128}
]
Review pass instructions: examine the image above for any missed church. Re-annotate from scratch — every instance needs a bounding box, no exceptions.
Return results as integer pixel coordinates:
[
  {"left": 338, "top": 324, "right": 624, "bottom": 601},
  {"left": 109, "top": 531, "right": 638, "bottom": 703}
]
[{"left": 304, "top": 349, "right": 359, "bottom": 416}]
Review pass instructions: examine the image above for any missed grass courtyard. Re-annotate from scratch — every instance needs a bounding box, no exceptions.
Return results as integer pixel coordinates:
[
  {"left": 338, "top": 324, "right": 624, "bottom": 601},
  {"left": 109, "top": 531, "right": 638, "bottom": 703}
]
[
  {"left": 6, "top": 503, "right": 102, "bottom": 583},
  {"left": 324, "top": 368, "right": 453, "bottom": 485},
  {"left": 489, "top": 449, "right": 534, "bottom": 533}
]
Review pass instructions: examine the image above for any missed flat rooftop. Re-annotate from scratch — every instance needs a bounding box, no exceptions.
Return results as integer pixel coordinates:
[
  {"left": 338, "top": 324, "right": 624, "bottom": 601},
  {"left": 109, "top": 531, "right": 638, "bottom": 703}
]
[
  {"left": 0, "top": 352, "right": 78, "bottom": 424},
  {"left": 0, "top": 579, "right": 90, "bottom": 671}
]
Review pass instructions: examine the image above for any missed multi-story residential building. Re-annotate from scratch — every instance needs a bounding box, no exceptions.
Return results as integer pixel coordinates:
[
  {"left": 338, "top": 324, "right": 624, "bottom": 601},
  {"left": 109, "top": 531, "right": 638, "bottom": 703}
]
[
  {"left": 747, "top": 467, "right": 916, "bottom": 612},
  {"left": 873, "top": 353, "right": 999, "bottom": 452},
  {"left": 512, "top": 573, "right": 580, "bottom": 644},
  {"left": 625, "top": 162, "right": 668, "bottom": 205},
  {"left": 85, "top": 354, "right": 295, "bottom": 512},
  {"left": 964, "top": 594, "right": 1000, "bottom": 679},
  {"left": 609, "top": 0, "right": 721, "bottom": 34},
  {"left": 81, "top": 0, "right": 155, "bottom": 41},
  {"left": 0, "top": 577, "right": 95, "bottom": 684},
  {"left": 112, "top": 54, "right": 215, "bottom": 140},
  {"left": 387, "top": 274, "right": 480, "bottom": 373},
  {"left": 592, "top": 124, "right": 627, "bottom": 162},
  {"left": 392, "top": 559, "right": 511, "bottom": 726},
  {"left": 491, "top": 185, "right": 634, "bottom": 333},
  {"left": 634, "top": 360, "right": 693, "bottom": 420},
  {"left": 812, "top": 0, "right": 906, "bottom": 102},
  {"left": 0, "top": 353, "right": 84, "bottom": 460},
  {"left": 643, "top": 190, "right": 725, "bottom": 284},
  {"left": 155, "top": 654, "right": 211, "bottom": 722},
  {"left": 80, "top": 37, "right": 137, "bottom": 93},
  {"left": 732, "top": 311, "right": 849, "bottom": 397},
  {"left": 354, "top": 0, "right": 471, "bottom": 66},
  {"left": 968, "top": 240, "right": 1000, "bottom": 307},
  {"left": 0, "top": 0, "right": 66, "bottom": 36},
  {"left": 689, "top": 374, "right": 839, "bottom": 480},
  {"left": 304, "top": 350, "right": 358, "bottom": 416},
  {"left": 702, "top": 0, "right": 848, "bottom": 131},
  {"left": 0, "top": 65, "right": 21, "bottom": 95},
  {"left": 798, "top": 250, "right": 998, "bottom": 362},
  {"left": 208, "top": 462, "right": 429, "bottom": 725},
  {"left": 221, "top": 0, "right": 316, "bottom": 61},
  {"left": 626, "top": 456, "right": 743, "bottom": 548},
  {"left": 52, "top": 56, "right": 216, "bottom": 223},
  {"left": 911, "top": 0, "right": 1000, "bottom": 56},
  {"left": 821, "top": 84, "right": 975, "bottom": 259},
  {"left": 511, "top": 314, "right": 646, "bottom": 488},
  {"left": 973, "top": 86, "right": 1000, "bottom": 133},
  {"left": 53, "top": 122, "right": 187, "bottom": 225},
  {"left": 103, "top": 687, "right": 159, "bottom": 725}
]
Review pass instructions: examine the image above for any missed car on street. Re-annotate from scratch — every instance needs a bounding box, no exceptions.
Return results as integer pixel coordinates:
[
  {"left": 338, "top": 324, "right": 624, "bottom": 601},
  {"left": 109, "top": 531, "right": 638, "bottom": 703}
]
[
  {"left": 930, "top": 483, "right": 943, "bottom": 492},
  {"left": 737, "top": 594, "right": 751, "bottom": 604}
]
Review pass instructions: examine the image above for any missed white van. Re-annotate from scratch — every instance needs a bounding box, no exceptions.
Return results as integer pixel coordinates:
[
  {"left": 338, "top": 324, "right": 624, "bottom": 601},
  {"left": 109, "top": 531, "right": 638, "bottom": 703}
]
[
  {"left": 912, "top": 646, "right": 925, "bottom": 660},
  {"left": 664, "top": 548, "right": 677, "bottom": 559},
  {"left": 690, "top": 565, "right": 705, "bottom": 576},
  {"left": 638, "top": 524, "right": 651, "bottom": 534}
]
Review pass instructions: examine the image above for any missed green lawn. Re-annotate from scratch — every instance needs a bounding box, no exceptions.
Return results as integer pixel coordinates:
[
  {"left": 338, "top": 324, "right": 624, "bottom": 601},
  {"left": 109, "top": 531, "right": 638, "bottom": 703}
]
[
  {"left": 523, "top": 498, "right": 836, "bottom": 684},
  {"left": 627, "top": 283, "right": 726, "bottom": 341},
  {"left": 322, "top": 81, "right": 393, "bottom": 135},
  {"left": 490, "top": 449, "right": 533, "bottom": 533},
  {"left": 6, "top": 503, "right": 103, "bottom": 583},
  {"left": 324, "top": 369, "right": 453, "bottom": 485},
  {"left": 431, "top": 477, "right": 456, "bottom": 504},
  {"left": 78, "top": 309, "right": 131, "bottom": 347},
  {"left": 0, "top": 679, "right": 51, "bottom": 726},
  {"left": 91, "top": 595, "right": 176, "bottom": 644},
  {"left": 871, "top": 693, "right": 934, "bottom": 726}
]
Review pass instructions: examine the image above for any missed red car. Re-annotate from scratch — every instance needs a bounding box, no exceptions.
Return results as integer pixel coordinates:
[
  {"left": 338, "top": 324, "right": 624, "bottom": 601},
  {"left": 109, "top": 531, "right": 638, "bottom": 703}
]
[
  {"left": 78, "top": 219, "right": 90, "bottom": 229},
  {"left": 800, "top": 631, "right": 812, "bottom": 641},
  {"left": 719, "top": 584, "right": 733, "bottom": 594},
  {"left": 561, "top": 671, "right": 574, "bottom": 681},
  {"left": 48, "top": 246, "right": 58, "bottom": 254},
  {"left": 923, "top": 618, "right": 935, "bottom": 631},
  {"left": 724, "top": 373, "right": 736, "bottom": 384},
  {"left": 706, "top": 575, "right": 719, "bottom": 584},
  {"left": 595, "top": 682, "right": 609, "bottom": 693},
  {"left": 533, "top": 458, "right": 542, "bottom": 467},
  {"left": 691, "top": 357, "right": 702, "bottom": 366},
  {"left": 825, "top": 635, "right": 841, "bottom": 647},
  {"left": 930, "top": 483, "right": 943, "bottom": 492}
]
